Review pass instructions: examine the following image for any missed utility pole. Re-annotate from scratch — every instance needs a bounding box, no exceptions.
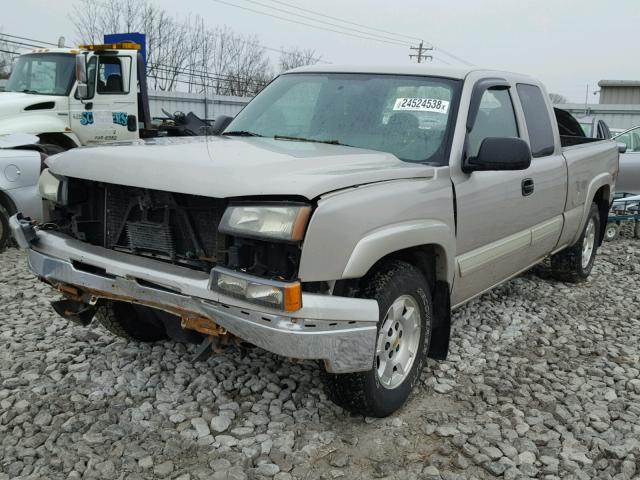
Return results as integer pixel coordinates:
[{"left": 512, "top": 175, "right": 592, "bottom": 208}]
[{"left": 409, "top": 41, "right": 433, "bottom": 63}]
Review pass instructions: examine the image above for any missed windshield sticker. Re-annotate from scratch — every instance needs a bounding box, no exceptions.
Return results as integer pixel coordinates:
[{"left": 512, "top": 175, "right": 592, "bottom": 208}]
[{"left": 393, "top": 98, "right": 449, "bottom": 114}]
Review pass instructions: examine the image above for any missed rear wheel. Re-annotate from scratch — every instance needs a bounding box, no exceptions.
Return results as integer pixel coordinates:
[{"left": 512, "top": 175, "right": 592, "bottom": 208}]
[
  {"left": 322, "top": 260, "right": 432, "bottom": 417},
  {"left": 551, "top": 202, "right": 600, "bottom": 282},
  {"left": 0, "top": 208, "right": 10, "bottom": 252},
  {"left": 95, "top": 302, "right": 169, "bottom": 342}
]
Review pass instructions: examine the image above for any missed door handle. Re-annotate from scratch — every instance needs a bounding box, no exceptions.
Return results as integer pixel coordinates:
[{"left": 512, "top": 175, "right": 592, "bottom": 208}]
[{"left": 522, "top": 178, "right": 534, "bottom": 196}]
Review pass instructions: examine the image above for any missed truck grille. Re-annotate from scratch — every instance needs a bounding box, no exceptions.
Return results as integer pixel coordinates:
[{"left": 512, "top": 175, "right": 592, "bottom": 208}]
[{"left": 102, "top": 184, "right": 227, "bottom": 269}]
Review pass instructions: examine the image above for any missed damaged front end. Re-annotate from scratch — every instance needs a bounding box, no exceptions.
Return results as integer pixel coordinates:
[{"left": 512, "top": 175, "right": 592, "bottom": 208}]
[{"left": 9, "top": 191, "right": 380, "bottom": 373}]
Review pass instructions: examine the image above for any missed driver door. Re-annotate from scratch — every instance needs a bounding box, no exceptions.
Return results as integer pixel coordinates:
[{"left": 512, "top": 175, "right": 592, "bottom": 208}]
[{"left": 70, "top": 54, "right": 139, "bottom": 145}]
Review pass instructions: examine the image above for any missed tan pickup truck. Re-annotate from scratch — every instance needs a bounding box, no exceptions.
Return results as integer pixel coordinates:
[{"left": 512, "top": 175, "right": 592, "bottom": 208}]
[{"left": 11, "top": 65, "right": 619, "bottom": 417}]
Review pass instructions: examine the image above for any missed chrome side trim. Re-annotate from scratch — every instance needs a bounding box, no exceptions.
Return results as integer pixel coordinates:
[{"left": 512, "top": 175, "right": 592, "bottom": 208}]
[{"left": 457, "top": 216, "right": 563, "bottom": 278}]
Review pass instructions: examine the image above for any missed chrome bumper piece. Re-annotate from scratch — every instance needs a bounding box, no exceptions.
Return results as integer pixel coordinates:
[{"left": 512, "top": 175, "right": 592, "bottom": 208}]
[{"left": 11, "top": 216, "right": 378, "bottom": 373}]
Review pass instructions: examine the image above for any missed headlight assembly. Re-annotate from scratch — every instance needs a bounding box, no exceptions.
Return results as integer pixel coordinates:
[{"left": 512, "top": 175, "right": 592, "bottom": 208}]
[{"left": 219, "top": 203, "right": 311, "bottom": 242}]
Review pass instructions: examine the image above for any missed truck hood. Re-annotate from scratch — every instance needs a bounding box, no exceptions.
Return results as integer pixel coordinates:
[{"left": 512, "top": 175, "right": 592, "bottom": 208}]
[
  {"left": 47, "top": 136, "right": 435, "bottom": 199},
  {"left": 0, "top": 91, "right": 63, "bottom": 120}
]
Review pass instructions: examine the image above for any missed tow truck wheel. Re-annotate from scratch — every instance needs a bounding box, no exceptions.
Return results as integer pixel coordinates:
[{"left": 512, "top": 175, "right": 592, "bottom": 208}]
[
  {"left": 604, "top": 222, "right": 619, "bottom": 242},
  {"left": 550, "top": 202, "right": 600, "bottom": 283},
  {"left": 322, "top": 260, "right": 432, "bottom": 417},
  {"left": 0, "top": 207, "right": 10, "bottom": 252},
  {"left": 95, "top": 302, "right": 169, "bottom": 342}
]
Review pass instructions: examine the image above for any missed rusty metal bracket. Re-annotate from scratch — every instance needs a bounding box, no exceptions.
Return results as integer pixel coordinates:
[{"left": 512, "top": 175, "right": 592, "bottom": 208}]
[{"left": 180, "top": 314, "right": 227, "bottom": 337}]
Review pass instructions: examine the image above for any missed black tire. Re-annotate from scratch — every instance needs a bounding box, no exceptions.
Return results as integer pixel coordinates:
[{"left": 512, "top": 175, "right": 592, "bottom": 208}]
[
  {"left": 634, "top": 221, "right": 640, "bottom": 239},
  {"left": 551, "top": 202, "right": 600, "bottom": 282},
  {"left": 603, "top": 222, "right": 619, "bottom": 242},
  {"left": 95, "top": 302, "right": 169, "bottom": 342},
  {"left": 322, "top": 260, "right": 432, "bottom": 417},
  {"left": 0, "top": 208, "right": 10, "bottom": 253}
]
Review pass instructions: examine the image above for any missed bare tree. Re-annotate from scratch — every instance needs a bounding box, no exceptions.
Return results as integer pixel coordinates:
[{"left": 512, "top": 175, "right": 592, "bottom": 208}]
[
  {"left": 70, "top": 0, "right": 275, "bottom": 95},
  {"left": 549, "top": 93, "right": 568, "bottom": 104},
  {"left": 279, "top": 48, "right": 320, "bottom": 72},
  {"left": 0, "top": 28, "right": 15, "bottom": 79}
]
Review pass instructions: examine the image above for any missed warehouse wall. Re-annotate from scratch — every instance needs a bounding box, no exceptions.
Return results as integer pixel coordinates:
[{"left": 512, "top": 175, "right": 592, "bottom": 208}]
[
  {"left": 148, "top": 90, "right": 251, "bottom": 120},
  {"left": 556, "top": 103, "right": 640, "bottom": 131}
]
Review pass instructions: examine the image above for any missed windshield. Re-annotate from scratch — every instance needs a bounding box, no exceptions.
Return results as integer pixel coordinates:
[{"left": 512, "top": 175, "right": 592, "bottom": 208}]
[
  {"left": 6, "top": 53, "right": 76, "bottom": 96},
  {"left": 226, "top": 73, "right": 461, "bottom": 164}
]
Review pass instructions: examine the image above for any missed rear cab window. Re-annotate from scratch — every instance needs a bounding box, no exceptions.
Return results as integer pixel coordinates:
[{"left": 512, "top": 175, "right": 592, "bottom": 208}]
[{"left": 516, "top": 83, "right": 555, "bottom": 157}]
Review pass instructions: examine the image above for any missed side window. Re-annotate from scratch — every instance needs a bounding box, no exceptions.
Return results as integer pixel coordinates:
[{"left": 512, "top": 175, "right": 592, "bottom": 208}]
[
  {"left": 516, "top": 83, "right": 555, "bottom": 157},
  {"left": 96, "top": 56, "right": 131, "bottom": 94},
  {"left": 74, "top": 57, "right": 97, "bottom": 99},
  {"left": 467, "top": 89, "right": 518, "bottom": 157}
]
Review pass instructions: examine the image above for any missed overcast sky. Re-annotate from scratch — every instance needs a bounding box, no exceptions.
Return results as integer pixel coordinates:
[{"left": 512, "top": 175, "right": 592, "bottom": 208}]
[{"left": 3, "top": 0, "right": 639, "bottom": 103}]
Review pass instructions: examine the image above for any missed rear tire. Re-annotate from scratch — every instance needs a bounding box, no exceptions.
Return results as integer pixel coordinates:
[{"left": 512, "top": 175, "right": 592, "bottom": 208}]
[
  {"left": 95, "top": 302, "right": 169, "bottom": 342},
  {"left": 551, "top": 202, "right": 600, "bottom": 282},
  {"left": 0, "top": 208, "right": 10, "bottom": 253},
  {"left": 603, "top": 222, "right": 619, "bottom": 242},
  {"left": 322, "top": 260, "right": 432, "bottom": 417}
]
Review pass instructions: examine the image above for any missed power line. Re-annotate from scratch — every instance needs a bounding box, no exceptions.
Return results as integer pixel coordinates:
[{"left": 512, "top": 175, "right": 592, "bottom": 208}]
[
  {"left": 259, "top": 0, "right": 471, "bottom": 65},
  {"left": 0, "top": 33, "right": 62, "bottom": 47},
  {"left": 239, "top": 0, "right": 411, "bottom": 46},
  {"left": 209, "top": 0, "right": 410, "bottom": 47},
  {"left": 0, "top": 31, "right": 327, "bottom": 64},
  {"left": 260, "top": 0, "right": 421, "bottom": 42},
  {"left": 0, "top": 48, "right": 21, "bottom": 56}
]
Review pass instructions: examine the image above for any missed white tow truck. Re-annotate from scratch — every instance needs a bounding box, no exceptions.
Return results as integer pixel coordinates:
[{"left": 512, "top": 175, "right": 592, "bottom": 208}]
[{"left": 0, "top": 43, "right": 211, "bottom": 150}]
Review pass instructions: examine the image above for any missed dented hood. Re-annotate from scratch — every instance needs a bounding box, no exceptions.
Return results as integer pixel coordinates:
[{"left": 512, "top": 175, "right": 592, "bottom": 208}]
[{"left": 47, "top": 136, "right": 434, "bottom": 199}]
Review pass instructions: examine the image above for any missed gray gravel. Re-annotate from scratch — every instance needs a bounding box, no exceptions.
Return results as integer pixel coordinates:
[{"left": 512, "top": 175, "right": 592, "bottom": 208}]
[{"left": 1, "top": 230, "right": 639, "bottom": 479}]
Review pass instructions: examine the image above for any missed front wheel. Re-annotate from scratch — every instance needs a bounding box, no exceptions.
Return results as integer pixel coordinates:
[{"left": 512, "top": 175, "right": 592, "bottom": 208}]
[
  {"left": 322, "top": 260, "right": 432, "bottom": 417},
  {"left": 95, "top": 302, "right": 169, "bottom": 342},
  {"left": 550, "top": 202, "right": 600, "bottom": 282}
]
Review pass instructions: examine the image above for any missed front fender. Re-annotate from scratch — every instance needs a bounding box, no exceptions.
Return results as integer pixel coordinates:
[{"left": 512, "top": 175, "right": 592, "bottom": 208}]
[
  {"left": 342, "top": 219, "right": 455, "bottom": 284},
  {"left": 0, "top": 114, "right": 71, "bottom": 138},
  {"left": 298, "top": 173, "right": 456, "bottom": 284}
]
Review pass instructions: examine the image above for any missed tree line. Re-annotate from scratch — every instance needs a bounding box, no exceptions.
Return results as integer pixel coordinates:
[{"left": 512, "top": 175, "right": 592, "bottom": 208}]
[{"left": 71, "top": 0, "right": 320, "bottom": 97}]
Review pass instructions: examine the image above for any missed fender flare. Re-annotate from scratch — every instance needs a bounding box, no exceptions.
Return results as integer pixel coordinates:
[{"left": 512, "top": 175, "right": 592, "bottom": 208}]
[
  {"left": 571, "top": 173, "right": 612, "bottom": 245},
  {"left": 341, "top": 219, "right": 456, "bottom": 285}
]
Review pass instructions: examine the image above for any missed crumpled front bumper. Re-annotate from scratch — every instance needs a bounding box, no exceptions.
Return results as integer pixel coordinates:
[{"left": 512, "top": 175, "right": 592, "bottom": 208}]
[{"left": 9, "top": 215, "right": 379, "bottom": 373}]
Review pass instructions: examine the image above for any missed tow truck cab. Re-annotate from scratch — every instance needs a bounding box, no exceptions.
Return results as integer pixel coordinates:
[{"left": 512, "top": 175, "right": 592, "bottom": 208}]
[{"left": 0, "top": 43, "right": 198, "bottom": 149}]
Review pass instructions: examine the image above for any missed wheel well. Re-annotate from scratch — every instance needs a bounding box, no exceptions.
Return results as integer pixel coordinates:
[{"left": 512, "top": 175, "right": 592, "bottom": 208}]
[
  {"left": 0, "top": 191, "right": 17, "bottom": 216},
  {"left": 341, "top": 244, "right": 452, "bottom": 361},
  {"left": 593, "top": 185, "right": 610, "bottom": 246},
  {"left": 37, "top": 133, "right": 77, "bottom": 151}
]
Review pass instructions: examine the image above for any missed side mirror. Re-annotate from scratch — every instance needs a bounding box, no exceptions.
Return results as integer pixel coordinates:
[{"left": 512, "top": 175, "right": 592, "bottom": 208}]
[
  {"left": 127, "top": 114, "right": 138, "bottom": 132},
  {"left": 211, "top": 115, "right": 234, "bottom": 135},
  {"left": 617, "top": 142, "right": 627, "bottom": 154},
  {"left": 75, "top": 54, "right": 89, "bottom": 100},
  {"left": 464, "top": 137, "right": 532, "bottom": 173}
]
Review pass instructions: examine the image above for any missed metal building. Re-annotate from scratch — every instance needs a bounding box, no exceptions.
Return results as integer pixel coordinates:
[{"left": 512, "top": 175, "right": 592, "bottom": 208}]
[{"left": 557, "top": 80, "right": 640, "bottom": 132}]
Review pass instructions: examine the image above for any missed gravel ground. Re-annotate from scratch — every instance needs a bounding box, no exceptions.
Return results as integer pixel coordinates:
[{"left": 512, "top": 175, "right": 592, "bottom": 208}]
[{"left": 1, "top": 230, "right": 639, "bottom": 480}]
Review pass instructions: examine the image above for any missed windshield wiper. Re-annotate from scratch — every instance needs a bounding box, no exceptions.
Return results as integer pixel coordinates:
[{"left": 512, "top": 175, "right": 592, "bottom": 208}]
[
  {"left": 273, "top": 135, "right": 351, "bottom": 147},
  {"left": 21, "top": 89, "right": 41, "bottom": 94},
  {"left": 222, "top": 130, "right": 264, "bottom": 137}
]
